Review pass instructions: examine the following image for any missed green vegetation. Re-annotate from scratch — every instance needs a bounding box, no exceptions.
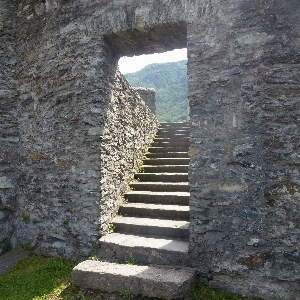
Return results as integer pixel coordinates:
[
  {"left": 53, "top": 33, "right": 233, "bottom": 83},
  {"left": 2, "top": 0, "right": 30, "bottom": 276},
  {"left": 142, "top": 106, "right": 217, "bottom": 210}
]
[
  {"left": 125, "top": 60, "right": 187, "bottom": 123},
  {"left": 21, "top": 213, "right": 30, "bottom": 224},
  {"left": 119, "top": 289, "right": 134, "bottom": 299},
  {"left": 107, "top": 223, "right": 117, "bottom": 233},
  {"left": 124, "top": 258, "right": 139, "bottom": 265},
  {"left": 62, "top": 220, "right": 69, "bottom": 226},
  {"left": 2, "top": 231, "right": 13, "bottom": 253},
  {"left": 0, "top": 255, "right": 76, "bottom": 300},
  {"left": 22, "top": 242, "right": 34, "bottom": 255},
  {"left": 138, "top": 165, "right": 146, "bottom": 173},
  {"left": 0, "top": 255, "right": 264, "bottom": 300},
  {"left": 2, "top": 237, "right": 12, "bottom": 253}
]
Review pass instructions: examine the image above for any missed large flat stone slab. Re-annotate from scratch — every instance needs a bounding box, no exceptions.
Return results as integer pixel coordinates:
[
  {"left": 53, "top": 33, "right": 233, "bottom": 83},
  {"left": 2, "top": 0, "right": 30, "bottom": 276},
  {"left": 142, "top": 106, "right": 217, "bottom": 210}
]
[
  {"left": 98, "top": 232, "right": 191, "bottom": 266},
  {"left": 0, "top": 247, "right": 28, "bottom": 277},
  {"left": 71, "top": 260, "right": 195, "bottom": 299}
]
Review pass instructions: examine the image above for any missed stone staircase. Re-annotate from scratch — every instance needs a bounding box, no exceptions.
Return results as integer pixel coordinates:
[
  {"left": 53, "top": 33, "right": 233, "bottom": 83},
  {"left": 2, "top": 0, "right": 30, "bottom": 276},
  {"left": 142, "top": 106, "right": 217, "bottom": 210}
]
[{"left": 72, "top": 123, "right": 194, "bottom": 299}]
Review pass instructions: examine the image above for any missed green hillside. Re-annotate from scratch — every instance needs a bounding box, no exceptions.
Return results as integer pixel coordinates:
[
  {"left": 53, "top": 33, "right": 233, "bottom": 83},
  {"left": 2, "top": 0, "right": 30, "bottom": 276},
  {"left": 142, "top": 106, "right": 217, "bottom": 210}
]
[{"left": 124, "top": 60, "right": 187, "bottom": 122}]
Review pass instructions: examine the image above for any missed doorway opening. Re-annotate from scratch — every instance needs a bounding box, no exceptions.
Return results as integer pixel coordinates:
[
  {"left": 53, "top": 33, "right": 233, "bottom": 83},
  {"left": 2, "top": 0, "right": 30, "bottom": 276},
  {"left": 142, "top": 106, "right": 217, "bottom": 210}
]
[
  {"left": 104, "top": 21, "right": 188, "bottom": 122},
  {"left": 119, "top": 49, "right": 188, "bottom": 122},
  {"left": 101, "top": 21, "right": 191, "bottom": 259}
]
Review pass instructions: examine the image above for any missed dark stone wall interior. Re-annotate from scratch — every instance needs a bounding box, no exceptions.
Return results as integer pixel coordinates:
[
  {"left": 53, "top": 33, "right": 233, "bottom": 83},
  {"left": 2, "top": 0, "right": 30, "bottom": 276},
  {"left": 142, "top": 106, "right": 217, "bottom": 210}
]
[{"left": 0, "top": 0, "right": 299, "bottom": 299}]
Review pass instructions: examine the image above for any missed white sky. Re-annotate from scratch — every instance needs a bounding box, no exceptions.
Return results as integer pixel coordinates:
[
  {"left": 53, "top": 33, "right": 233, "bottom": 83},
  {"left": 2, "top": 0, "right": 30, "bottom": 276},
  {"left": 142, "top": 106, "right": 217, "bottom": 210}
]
[{"left": 118, "top": 48, "right": 187, "bottom": 74}]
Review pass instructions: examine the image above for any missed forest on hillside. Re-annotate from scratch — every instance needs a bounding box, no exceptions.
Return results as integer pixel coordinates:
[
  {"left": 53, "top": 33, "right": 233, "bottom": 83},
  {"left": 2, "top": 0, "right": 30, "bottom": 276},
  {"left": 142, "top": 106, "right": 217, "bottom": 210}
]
[{"left": 124, "top": 60, "right": 188, "bottom": 122}]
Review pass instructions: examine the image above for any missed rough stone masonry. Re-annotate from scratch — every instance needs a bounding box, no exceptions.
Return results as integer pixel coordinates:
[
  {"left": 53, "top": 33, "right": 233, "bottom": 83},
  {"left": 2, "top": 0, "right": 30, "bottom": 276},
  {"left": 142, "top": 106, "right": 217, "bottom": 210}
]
[
  {"left": 134, "top": 87, "right": 156, "bottom": 116},
  {"left": 0, "top": 0, "right": 299, "bottom": 299}
]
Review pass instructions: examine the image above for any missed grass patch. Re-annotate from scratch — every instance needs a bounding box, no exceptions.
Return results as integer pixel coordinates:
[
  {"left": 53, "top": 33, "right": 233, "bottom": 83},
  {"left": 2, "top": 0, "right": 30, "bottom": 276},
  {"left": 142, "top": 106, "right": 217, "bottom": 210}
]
[
  {"left": 0, "top": 255, "right": 76, "bottom": 300},
  {"left": 0, "top": 255, "right": 264, "bottom": 300}
]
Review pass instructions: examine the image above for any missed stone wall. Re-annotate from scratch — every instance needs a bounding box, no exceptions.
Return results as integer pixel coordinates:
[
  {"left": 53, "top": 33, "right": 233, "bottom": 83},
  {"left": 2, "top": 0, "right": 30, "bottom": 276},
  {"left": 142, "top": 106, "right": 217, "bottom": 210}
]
[
  {"left": 0, "top": 0, "right": 18, "bottom": 254},
  {"left": 134, "top": 87, "right": 156, "bottom": 116},
  {"left": 188, "top": 1, "right": 300, "bottom": 299},
  {"left": 100, "top": 75, "right": 158, "bottom": 234},
  {"left": 12, "top": 0, "right": 157, "bottom": 257},
  {"left": 1, "top": 0, "right": 299, "bottom": 298},
  {"left": 15, "top": 1, "right": 119, "bottom": 257}
]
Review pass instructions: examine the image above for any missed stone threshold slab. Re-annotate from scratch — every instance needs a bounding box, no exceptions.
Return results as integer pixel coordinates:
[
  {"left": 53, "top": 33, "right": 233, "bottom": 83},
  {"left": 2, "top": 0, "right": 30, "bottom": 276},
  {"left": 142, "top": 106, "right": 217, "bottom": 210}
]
[{"left": 72, "top": 260, "right": 195, "bottom": 299}]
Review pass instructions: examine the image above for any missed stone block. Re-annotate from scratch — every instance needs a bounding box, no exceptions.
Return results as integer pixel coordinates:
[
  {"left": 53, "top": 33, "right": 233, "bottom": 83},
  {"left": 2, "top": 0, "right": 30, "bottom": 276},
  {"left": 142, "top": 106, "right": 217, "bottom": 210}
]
[
  {"left": 0, "top": 177, "right": 14, "bottom": 189},
  {"left": 72, "top": 260, "right": 195, "bottom": 300}
]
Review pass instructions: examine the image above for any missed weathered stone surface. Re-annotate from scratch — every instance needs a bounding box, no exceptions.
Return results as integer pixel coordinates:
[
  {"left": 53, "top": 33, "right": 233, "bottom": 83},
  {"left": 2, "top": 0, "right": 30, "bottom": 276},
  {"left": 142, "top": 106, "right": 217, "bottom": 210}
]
[
  {"left": 0, "top": 246, "right": 28, "bottom": 276},
  {"left": 14, "top": 66, "right": 157, "bottom": 257},
  {"left": 0, "top": 194, "right": 17, "bottom": 211},
  {"left": 0, "top": 177, "right": 14, "bottom": 189},
  {"left": 188, "top": 1, "right": 300, "bottom": 298},
  {"left": 134, "top": 87, "right": 156, "bottom": 116},
  {"left": 0, "top": 0, "right": 18, "bottom": 255},
  {"left": 72, "top": 260, "right": 194, "bottom": 300},
  {"left": 99, "top": 73, "right": 158, "bottom": 234}
]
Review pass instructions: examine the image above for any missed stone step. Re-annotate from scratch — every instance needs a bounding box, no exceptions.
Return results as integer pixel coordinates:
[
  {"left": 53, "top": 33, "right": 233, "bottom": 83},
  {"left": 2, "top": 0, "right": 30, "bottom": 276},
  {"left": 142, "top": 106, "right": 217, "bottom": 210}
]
[
  {"left": 146, "top": 152, "right": 189, "bottom": 158},
  {"left": 158, "top": 126, "right": 190, "bottom": 130},
  {"left": 159, "top": 126, "right": 190, "bottom": 128},
  {"left": 143, "top": 158, "right": 190, "bottom": 165},
  {"left": 154, "top": 137, "right": 189, "bottom": 142},
  {"left": 156, "top": 129, "right": 190, "bottom": 137},
  {"left": 148, "top": 147, "right": 189, "bottom": 153},
  {"left": 119, "top": 203, "right": 189, "bottom": 220},
  {"left": 157, "top": 133, "right": 189, "bottom": 138},
  {"left": 130, "top": 182, "right": 190, "bottom": 192},
  {"left": 98, "top": 233, "right": 191, "bottom": 265},
  {"left": 125, "top": 191, "right": 190, "bottom": 205},
  {"left": 158, "top": 128, "right": 189, "bottom": 131},
  {"left": 141, "top": 165, "right": 189, "bottom": 172},
  {"left": 113, "top": 216, "right": 189, "bottom": 239},
  {"left": 152, "top": 141, "right": 190, "bottom": 147},
  {"left": 135, "top": 173, "right": 188, "bottom": 182},
  {"left": 160, "top": 122, "right": 190, "bottom": 125},
  {"left": 159, "top": 122, "right": 190, "bottom": 127},
  {"left": 71, "top": 260, "right": 195, "bottom": 300}
]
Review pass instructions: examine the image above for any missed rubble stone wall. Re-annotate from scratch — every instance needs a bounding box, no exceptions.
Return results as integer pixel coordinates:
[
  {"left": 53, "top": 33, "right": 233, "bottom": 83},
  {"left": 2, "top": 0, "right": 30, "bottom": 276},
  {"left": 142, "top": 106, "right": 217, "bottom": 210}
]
[
  {"left": 188, "top": 1, "right": 300, "bottom": 299},
  {"left": 13, "top": 1, "right": 157, "bottom": 257},
  {"left": 0, "top": 0, "right": 18, "bottom": 254},
  {"left": 100, "top": 75, "right": 158, "bottom": 234},
  {"left": 134, "top": 88, "right": 156, "bottom": 116}
]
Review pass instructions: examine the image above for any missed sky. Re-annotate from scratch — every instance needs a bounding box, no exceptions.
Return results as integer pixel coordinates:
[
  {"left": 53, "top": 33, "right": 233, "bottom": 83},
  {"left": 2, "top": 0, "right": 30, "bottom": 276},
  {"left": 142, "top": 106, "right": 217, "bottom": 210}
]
[{"left": 118, "top": 48, "right": 187, "bottom": 74}]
